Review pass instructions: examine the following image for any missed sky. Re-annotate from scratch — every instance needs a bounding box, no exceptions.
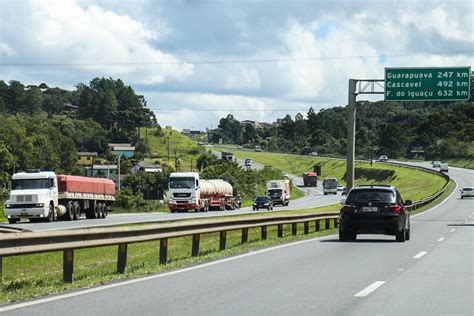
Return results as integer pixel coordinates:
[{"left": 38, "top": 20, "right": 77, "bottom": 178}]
[{"left": 0, "top": 0, "right": 472, "bottom": 130}]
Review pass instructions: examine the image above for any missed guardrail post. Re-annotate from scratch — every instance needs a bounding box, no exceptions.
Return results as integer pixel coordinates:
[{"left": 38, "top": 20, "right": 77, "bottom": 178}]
[
  {"left": 192, "top": 234, "right": 200, "bottom": 257},
  {"left": 334, "top": 218, "right": 339, "bottom": 228},
  {"left": 291, "top": 223, "right": 297, "bottom": 235},
  {"left": 63, "top": 250, "right": 74, "bottom": 283},
  {"left": 241, "top": 228, "right": 249, "bottom": 244},
  {"left": 160, "top": 238, "right": 168, "bottom": 264},
  {"left": 278, "top": 224, "right": 283, "bottom": 238},
  {"left": 315, "top": 220, "right": 320, "bottom": 231},
  {"left": 0, "top": 256, "right": 2, "bottom": 285},
  {"left": 325, "top": 218, "right": 330, "bottom": 230},
  {"left": 261, "top": 226, "right": 267, "bottom": 240},
  {"left": 304, "top": 222, "right": 309, "bottom": 234},
  {"left": 220, "top": 231, "right": 227, "bottom": 250},
  {"left": 117, "top": 243, "right": 128, "bottom": 274}
]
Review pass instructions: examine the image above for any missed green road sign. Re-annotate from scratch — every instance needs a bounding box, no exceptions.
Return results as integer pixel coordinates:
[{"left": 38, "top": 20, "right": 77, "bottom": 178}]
[{"left": 385, "top": 67, "right": 471, "bottom": 101}]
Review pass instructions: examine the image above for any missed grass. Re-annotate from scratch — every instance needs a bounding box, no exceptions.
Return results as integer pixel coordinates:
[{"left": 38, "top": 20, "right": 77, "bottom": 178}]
[
  {"left": 222, "top": 149, "right": 446, "bottom": 202},
  {"left": 444, "top": 158, "right": 474, "bottom": 170},
  {"left": 140, "top": 127, "right": 205, "bottom": 171}
]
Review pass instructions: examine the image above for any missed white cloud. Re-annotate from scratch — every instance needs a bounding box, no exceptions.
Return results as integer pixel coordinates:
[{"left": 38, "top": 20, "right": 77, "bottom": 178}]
[
  {"left": 0, "top": 43, "right": 17, "bottom": 57},
  {"left": 0, "top": 0, "right": 192, "bottom": 85}
]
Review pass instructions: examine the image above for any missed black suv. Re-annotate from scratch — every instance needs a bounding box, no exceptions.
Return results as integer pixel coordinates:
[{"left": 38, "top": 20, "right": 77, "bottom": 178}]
[
  {"left": 339, "top": 185, "right": 412, "bottom": 242},
  {"left": 253, "top": 196, "right": 273, "bottom": 211}
]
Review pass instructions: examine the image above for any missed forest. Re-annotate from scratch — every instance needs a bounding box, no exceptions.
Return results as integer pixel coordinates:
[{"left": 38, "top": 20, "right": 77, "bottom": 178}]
[{"left": 213, "top": 100, "right": 474, "bottom": 160}]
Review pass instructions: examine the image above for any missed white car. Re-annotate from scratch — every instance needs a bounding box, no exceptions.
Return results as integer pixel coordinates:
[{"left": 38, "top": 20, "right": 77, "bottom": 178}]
[
  {"left": 282, "top": 172, "right": 289, "bottom": 177},
  {"left": 432, "top": 161, "right": 441, "bottom": 168},
  {"left": 378, "top": 155, "right": 388, "bottom": 162},
  {"left": 460, "top": 187, "right": 474, "bottom": 199},
  {"left": 336, "top": 185, "right": 346, "bottom": 192}
]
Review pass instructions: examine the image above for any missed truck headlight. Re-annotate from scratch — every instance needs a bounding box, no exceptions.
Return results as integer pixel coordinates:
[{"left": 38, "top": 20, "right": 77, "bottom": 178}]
[{"left": 36, "top": 203, "right": 44, "bottom": 207}]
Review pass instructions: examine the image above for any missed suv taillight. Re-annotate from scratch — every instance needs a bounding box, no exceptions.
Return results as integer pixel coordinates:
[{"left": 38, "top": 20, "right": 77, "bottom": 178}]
[
  {"left": 341, "top": 205, "right": 355, "bottom": 212},
  {"left": 385, "top": 204, "right": 401, "bottom": 213}
]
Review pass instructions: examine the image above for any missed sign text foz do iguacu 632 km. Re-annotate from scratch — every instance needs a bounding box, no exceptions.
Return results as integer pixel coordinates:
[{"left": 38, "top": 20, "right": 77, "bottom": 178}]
[{"left": 384, "top": 67, "right": 471, "bottom": 101}]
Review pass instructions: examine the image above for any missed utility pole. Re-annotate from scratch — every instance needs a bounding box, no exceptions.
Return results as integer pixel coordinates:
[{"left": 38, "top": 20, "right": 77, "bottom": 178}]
[
  {"left": 166, "top": 136, "right": 170, "bottom": 161},
  {"left": 190, "top": 158, "right": 193, "bottom": 172}
]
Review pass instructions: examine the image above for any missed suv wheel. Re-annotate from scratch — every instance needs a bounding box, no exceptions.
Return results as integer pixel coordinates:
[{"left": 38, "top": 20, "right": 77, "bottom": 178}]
[
  {"left": 405, "top": 228, "right": 410, "bottom": 241},
  {"left": 396, "top": 230, "right": 406, "bottom": 242},
  {"left": 339, "top": 229, "right": 356, "bottom": 241}
]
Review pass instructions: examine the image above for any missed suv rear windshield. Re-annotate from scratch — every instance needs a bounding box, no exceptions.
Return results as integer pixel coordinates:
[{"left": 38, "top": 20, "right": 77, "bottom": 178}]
[
  {"left": 346, "top": 189, "right": 395, "bottom": 203},
  {"left": 463, "top": 188, "right": 473, "bottom": 191}
]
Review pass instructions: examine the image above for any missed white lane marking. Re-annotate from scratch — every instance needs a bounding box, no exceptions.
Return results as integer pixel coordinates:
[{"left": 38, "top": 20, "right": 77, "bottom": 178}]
[
  {"left": 354, "top": 281, "right": 386, "bottom": 297},
  {"left": 413, "top": 251, "right": 428, "bottom": 259},
  {"left": 411, "top": 179, "right": 458, "bottom": 219},
  {"left": 438, "top": 237, "right": 445, "bottom": 242},
  {"left": 0, "top": 232, "right": 337, "bottom": 312},
  {"left": 450, "top": 228, "right": 456, "bottom": 232},
  {"left": 397, "top": 268, "right": 405, "bottom": 271}
]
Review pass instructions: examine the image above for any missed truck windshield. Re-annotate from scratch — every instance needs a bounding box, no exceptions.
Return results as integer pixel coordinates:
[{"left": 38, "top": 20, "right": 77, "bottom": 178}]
[
  {"left": 268, "top": 189, "right": 282, "bottom": 196},
  {"left": 169, "top": 178, "right": 195, "bottom": 189},
  {"left": 12, "top": 179, "right": 49, "bottom": 190},
  {"left": 323, "top": 179, "right": 337, "bottom": 188}
]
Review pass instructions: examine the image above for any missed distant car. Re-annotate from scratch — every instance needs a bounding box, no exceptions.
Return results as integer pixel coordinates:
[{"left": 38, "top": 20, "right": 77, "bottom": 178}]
[
  {"left": 378, "top": 155, "right": 388, "bottom": 162},
  {"left": 282, "top": 172, "right": 289, "bottom": 177},
  {"left": 234, "top": 195, "right": 242, "bottom": 208},
  {"left": 339, "top": 185, "right": 411, "bottom": 242},
  {"left": 440, "top": 163, "right": 449, "bottom": 172},
  {"left": 336, "top": 185, "right": 346, "bottom": 192},
  {"left": 460, "top": 187, "right": 474, "bottom": 199},
  {"left": 432, "top": 161, "right": 442, "bottom": 168},
  {"left": 244, "top": 158, "right": 252, "bottom": 167},
  {"left": 238, "top": 146, "right": 243, "bottom": 149},
  {"left": 253, "top": 196, "right": 273, "bottom": 211},
  {"left": 309, "top": 152, "right": 318, "bottom": 156}
]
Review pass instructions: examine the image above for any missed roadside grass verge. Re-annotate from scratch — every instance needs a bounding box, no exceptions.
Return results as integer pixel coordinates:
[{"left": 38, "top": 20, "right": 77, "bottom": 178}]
[
  {"left": 410, "top": 179, "right": 456, "bottom": 216},
  {"left": 226, "top": 150, "right": 446, "bottom": 202},
  {"left": 444, "top": 158, "right": 474, "bottom": 170},
  {"left": 1, "top": 205, "right": 339, "bottom": 305}
]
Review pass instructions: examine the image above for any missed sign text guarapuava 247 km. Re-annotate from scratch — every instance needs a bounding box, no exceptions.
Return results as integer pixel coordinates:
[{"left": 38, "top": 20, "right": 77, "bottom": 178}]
[{"left": 385, "top": 66, "right": 471, "bottom": 101}]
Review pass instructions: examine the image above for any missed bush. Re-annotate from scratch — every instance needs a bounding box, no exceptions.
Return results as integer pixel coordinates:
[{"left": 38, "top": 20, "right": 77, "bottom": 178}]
[{"left": 114, "top": 188, "right": 163, "bottom": 213}]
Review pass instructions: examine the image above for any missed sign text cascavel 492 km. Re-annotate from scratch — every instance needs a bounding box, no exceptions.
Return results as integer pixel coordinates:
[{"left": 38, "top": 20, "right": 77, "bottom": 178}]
[{"left": 385, "top": 67, "right": 471, "bottom": 101}]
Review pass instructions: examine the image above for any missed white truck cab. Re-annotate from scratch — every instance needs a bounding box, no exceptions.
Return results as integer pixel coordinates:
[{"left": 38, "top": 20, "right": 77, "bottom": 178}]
[{"left": 4, "top": 171, "right": 58, "bottom": 223}]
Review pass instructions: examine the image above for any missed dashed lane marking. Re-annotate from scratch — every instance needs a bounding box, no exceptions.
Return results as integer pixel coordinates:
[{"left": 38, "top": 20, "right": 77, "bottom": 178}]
[
  {"left": 354, "top": 281, "right": 386, "bottom": 297},
  {"left": 413, "top": 251, "right": 428, "bottom": 259}
]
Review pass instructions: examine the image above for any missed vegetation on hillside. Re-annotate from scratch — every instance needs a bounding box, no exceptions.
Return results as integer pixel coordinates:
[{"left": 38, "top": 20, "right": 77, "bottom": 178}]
[{"left": 213, "top": 101, "right": 474, "bottom": 162}]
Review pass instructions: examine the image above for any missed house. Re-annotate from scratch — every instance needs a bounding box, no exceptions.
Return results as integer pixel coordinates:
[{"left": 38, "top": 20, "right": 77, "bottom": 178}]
[
  {"left": 130, "top": 161, "right": 162, "bottom": 173},
  {"left": 85, "top": 164, "right": 118, "bottom": 178},
  {"left": 108, "top": 143, "right": 135, "bottom": 158},
  {"left": 76, "top": 152, "right": 98, "bottom": 166}
]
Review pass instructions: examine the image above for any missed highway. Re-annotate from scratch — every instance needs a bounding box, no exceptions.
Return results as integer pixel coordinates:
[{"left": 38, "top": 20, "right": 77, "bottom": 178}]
[
  {"left": 2, "top": 161, "right": 339, "bottom": 232},
  {"left": 2, "top": 163, "right": 472, "bottom": 315}
]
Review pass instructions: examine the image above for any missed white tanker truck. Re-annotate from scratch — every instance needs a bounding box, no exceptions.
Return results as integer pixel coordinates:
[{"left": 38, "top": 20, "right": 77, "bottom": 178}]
[{"left": 168, "top": 172, "right": 237, "bottom": 212}]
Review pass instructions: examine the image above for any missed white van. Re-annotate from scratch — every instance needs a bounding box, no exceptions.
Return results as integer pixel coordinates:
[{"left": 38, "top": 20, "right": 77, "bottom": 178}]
[{"left": 440, "top": 163, "right": 449, "bottom": 172}]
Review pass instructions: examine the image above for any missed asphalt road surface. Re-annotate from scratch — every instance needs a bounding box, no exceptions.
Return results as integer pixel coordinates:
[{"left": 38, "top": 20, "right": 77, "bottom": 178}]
[{"left": 2, "top": 163, "right": 472, "bottom": 315}]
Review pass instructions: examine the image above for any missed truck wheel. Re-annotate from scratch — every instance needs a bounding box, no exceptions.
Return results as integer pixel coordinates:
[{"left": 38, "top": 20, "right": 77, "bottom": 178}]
[
  {"left": 8, "top": 218, "right": 18, "bottom": 224},
  {"left": 65, "top": 202, "right": 74, "bottom": 221},
  {"left": 73, "top": 202, "right": 80, "bottom": 220},
  {"left": 97, "top": 203, "right": 104, "bottom": 219},
  {"left": 91, "top": 203, "right": 99, "bottom": 219},
  {"left": 102, "top": 203, "right": 108, "bottom": 218},
  {"left": 45, "top": 203, "right": 54, "bottom": 222}
]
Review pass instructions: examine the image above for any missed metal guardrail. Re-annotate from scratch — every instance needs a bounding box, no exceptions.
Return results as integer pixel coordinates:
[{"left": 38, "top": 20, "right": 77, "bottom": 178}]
[
  {"left": 0, "top": 153, "right": 451, "bottom": 285},
  {"left": 0, "top": 212, "right": 339, "bottom": 283}
]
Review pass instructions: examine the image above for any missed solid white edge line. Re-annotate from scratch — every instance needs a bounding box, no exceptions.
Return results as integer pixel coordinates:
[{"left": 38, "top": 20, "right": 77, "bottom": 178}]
[
  {"left": 437, "top": 237, "right": 445, "bottom": 242},
  {"left": 354, "top": 281, "right": 386, "bottom": 297},
  {"left": 0, "top": 233, "right": 337, "bottom": 312},
  {"left": 413, "top": 251, "right": 428, "bottom": 259},
  {"left": 411, "top": 179, "right": 458, "bottom": 219}
]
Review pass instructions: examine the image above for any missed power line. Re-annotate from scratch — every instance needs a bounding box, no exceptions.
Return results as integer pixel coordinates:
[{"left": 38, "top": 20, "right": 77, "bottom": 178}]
[
  {"left": 0, "top": 50, "right": 472, "bottom": 67},
  {"left": 152, "top": 108, "right": 310, "bottom": 112}
]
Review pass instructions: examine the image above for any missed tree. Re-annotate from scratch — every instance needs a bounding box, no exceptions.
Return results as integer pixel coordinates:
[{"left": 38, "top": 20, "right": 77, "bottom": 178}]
[{"left": 243, "top": 124, "right": 257, "bottom": 143}]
